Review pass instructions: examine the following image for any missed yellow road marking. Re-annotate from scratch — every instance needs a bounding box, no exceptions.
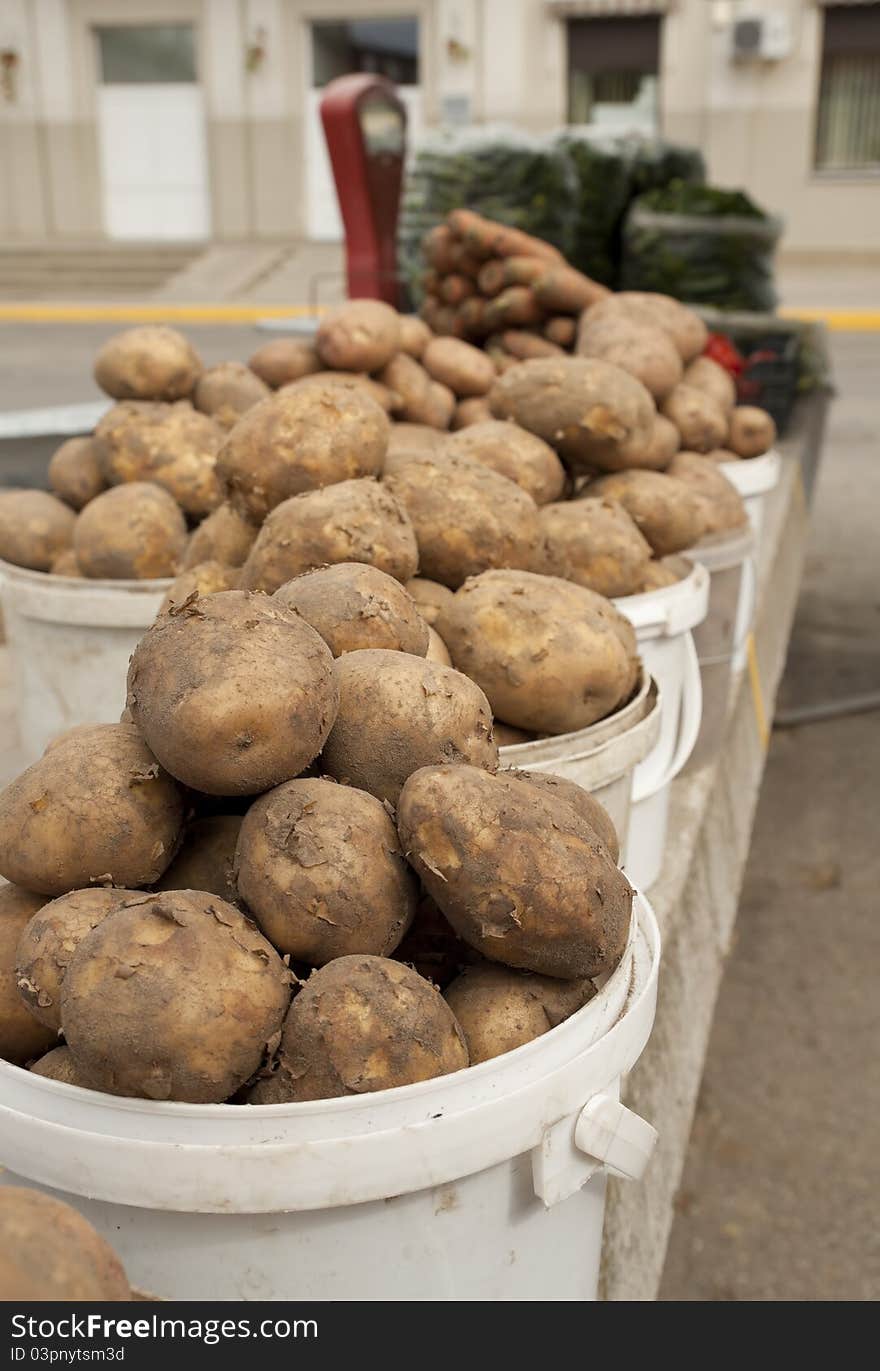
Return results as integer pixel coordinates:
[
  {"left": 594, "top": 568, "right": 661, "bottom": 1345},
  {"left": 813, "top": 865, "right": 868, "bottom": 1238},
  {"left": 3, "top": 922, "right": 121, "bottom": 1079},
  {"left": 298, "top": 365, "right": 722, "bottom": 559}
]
[
  {"left": 778, "top": 307, "right": 880, "bottom": 331},
  {"left": 746, "top": 633, "right": 770, "bottom": 753},
  {"left": 0, "top": 302, "right": 874, "bottom": 327},
  {"left": 0, "top": 303, "right": 325, "bottom": 324}
]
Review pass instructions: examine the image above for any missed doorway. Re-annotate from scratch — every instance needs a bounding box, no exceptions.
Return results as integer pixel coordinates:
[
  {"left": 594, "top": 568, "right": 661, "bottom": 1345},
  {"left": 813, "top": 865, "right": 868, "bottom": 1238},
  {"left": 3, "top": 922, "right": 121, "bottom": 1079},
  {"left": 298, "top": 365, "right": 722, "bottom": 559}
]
[{"left": 95, "top": 23, "right": 211, "bottom": 240}]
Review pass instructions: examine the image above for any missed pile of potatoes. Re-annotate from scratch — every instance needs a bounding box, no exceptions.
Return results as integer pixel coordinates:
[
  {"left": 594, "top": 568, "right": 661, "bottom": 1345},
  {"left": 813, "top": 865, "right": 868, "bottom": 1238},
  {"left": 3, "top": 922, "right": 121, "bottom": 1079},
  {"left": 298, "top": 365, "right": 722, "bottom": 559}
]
[{"left": 0, "top": 424, "right": 638, "bottom": 1101}]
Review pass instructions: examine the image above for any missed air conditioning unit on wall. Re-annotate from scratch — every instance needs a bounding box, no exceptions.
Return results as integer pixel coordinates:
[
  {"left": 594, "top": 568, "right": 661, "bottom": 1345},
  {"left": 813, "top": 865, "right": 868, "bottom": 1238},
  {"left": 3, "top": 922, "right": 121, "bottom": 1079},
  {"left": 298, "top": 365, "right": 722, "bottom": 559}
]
[{"left": 731, "top": 12, "right": 792, "bottom": 62}]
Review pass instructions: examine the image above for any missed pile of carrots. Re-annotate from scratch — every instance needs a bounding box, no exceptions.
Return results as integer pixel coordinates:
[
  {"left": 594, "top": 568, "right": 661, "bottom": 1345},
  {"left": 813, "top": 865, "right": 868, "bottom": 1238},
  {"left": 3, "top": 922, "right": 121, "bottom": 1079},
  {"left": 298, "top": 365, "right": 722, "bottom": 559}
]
[{"left": 419, "top": 209, "right": 609, "bottom": 370}]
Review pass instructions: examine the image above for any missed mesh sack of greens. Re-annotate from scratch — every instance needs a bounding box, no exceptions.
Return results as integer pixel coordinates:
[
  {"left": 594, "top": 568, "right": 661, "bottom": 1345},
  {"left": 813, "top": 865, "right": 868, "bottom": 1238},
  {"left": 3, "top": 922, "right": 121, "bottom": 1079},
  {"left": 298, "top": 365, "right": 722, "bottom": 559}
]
[
  {"left": 627, "top": 138, "right": 706, "bottom": 196},
  {"left": 621, "top": 184, "right": 782, "bottom": 312},
  {"left": 552, "top": 131, "right": 632, "bottom": 285},
  {"left": 398, "top": 126, "right": 578, "bottom": 303}
]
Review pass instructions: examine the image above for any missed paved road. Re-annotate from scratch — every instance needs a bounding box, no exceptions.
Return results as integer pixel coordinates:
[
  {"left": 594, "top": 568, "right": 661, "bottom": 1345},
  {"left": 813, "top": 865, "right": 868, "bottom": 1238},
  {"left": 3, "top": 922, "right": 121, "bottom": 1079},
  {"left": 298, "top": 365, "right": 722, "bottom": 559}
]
[{"left": 661, "top": 331, "right": 880, "bottom": 1300}]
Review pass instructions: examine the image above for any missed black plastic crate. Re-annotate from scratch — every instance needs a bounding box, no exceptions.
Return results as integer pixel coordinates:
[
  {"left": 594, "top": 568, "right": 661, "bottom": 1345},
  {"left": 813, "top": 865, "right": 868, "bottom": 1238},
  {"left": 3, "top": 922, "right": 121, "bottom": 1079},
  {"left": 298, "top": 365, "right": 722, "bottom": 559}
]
[{"left": 736, "top": 332, "right": 801, "bottom": 432}]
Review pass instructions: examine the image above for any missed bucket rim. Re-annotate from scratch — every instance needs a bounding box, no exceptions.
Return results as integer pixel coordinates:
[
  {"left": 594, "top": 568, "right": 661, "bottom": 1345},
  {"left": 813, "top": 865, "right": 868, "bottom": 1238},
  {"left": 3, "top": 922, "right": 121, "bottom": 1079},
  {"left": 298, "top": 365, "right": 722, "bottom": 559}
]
[
  {"left": 0, "top": 558, "right": 173, "bottom": 594},
  {"left": 613, "top": 557, "right": 709, "bottom": 636}
]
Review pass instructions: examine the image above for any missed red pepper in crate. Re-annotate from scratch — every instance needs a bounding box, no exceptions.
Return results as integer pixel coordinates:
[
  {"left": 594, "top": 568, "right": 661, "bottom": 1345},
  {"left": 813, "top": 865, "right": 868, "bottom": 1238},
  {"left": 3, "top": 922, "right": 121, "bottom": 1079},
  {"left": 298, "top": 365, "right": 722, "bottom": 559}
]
[{"left": 703, "top": 333, "right": 744, "bottom": 376}]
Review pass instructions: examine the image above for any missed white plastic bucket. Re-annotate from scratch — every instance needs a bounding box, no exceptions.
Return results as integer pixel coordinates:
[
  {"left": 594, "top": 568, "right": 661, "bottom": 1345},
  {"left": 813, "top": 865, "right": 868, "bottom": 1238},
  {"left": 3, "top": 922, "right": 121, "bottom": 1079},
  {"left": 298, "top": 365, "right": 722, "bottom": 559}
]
[
  {"left": 684, "top": 527, "right": 757, "bottom": 774},
  {"left": 613, "top": 558, "right": 709, "bottom": 890},
  {"left": 0, "top": 561, "right": 169, "bottom": 762},
  {"left": 0, "top": 894, "right": 660, "bottom": 1302},
  {"left": 719, "top": 449, "right": 781, "bottom": 563},
  {"left": 499, "top": 674, "right": 662, "bottom": 861}
]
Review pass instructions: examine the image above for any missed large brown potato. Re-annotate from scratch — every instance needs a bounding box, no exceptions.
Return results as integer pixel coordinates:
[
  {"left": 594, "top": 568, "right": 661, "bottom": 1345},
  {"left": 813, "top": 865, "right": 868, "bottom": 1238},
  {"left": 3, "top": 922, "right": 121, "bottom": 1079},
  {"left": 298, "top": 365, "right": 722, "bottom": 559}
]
[
  {"left": 183, "top": 501, "right": 257, "bottom": 569},
  {"left": 0, "top": 490, "right": 75, "bottom": 571},
  {"left": 48, "top": 437, "right": 107, "bottom": 510},
  {"left": 727, "top": 405, "right": 777, "bottom": 458},
  {"left": 0, "top": 1188, "right": 131, "bottom": 1301},
  {"left": 287, "top": 371, "right": 400, "bottom": 414},
  {"left": 217, "top": 381, "right": 389, "bottom": 523},
  {"left": 247, "top": 955, "right": 468, "bottom": 1103},
  {"left": 422, "top": 337, "right": 496, "bottom": 397},
  {"left": 93, "top": 326, "right": 202, "bottom": 402},
  {"left": 376, "top": 354, "right": 431, "bottom": 423},
  {"left": 398, "top": 765, "right": 633, "bottom": 979},
  {"left": 94, "top": 400, "right": 224, "bottom": 518},
  {"left": 320, "top": 649, "right": 498, "bottom": 805},
  {"left": 15, "top": 886, "right": 146, "bottom": 1030},
  {"left": 154, "top": 814, "right": 242, "bottom": 904},
  {"left": 508, "top": 769, "right": 620, "bottom": 862},
  {"left": 666, "top": 451, "right": 748, "bottom": 536},
  {"left": 0, "top": 724, "right": 184, "bottom": 897},
  {"left": 585, "top": 470, "right": 707, "bottom": 557},
  {"left": 661, "top": 384, "right": 729, "bottom": 454},
  {"left": 538, "top": 498, "right": 652, "bottom": 598},
  {"left": 236, "top": 778, "right": 417, "bottom": 964},
  {"left": 74, "top": 482, "right": 187, "bottom": 580},
  {"left": 274, "top": 562, "right": 429, "bottom": 657},
  {"left": 239, "top": 479, "right": 418, "bottom": 594},
  {"left": 61, "top": 891, "right": 290, "bottom": 1103},
  {"left": 384, "top": 452, "right": 545, "bottom": 589},
  {"left": 439, "top": 570, "right": 639, "bottom": 734},
  {"left": 316, "top": 300, "right": 402, "bottom": 372},
  {"left": 489, "top": 356, "right": 655, "bottom": 475},
  {"left": 445, "top": 963, "right": 596, "bottom": 1064},
  {"left": 158, "top": 560, "right": 239, "bottom": 614},
  {"left": 193, "top": 361, "right": 270, "bottom": 429},
  {"left": 127, "top": 591, "right": 338, "bottom": 795},
  {"left": 0, "top": 885, "right": 56, "bottom": 1064},
  {"left": 576, "top": 313, "right": 683, "bottom": 399},
  {"left": 596, "top": 292, "right": 708, "bottom": 362},
  {"left": 443, "top": 420, "right": 566, "bottom": 505},
  {"left": 682, "top": 356, "right": 737, "bottom": 412},
  {"left": 248, "top": 337, "right": 322, "bottom": 388}
]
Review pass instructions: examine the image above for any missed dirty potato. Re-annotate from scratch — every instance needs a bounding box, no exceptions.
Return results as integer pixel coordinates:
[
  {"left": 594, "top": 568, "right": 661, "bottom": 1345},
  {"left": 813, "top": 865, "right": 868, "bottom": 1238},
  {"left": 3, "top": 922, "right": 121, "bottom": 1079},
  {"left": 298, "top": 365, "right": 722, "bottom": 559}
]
[
  {"left": 93, "top": 326, "right": 202, "bottom": 402},
  {"left": 74, "top": 482, "right": 187, "bottom": 580},
  {"left": 666, "top": 451, "right": 748, "bottom": 536},
  {"left": 61, "top": 891, "right": 290, "bottom": 1103},
  {"left": 321, "top": 649, "right": 498, "bottom": 805},
  {"left": 235, "top": 778, "right": 417, "bottom": 964},
  {"left": 248, "top": 338, "right": 322, "bottom": 388},
  {"left": 247, "top": 955, "right": 468, "bottom": 1103},
  {"left": 239, "top": 479, "right": 418, "bottom": 594},
  {"left": 505, "top": 769, "right": 620, "bottom": 864},
  {"left": 727, "top": 405, "right": 777, "bottom": 458},
  {"left": 0, "top": 491, "right": 76, "bottom": 572},
  {"left": 443, "top": 420, "right": 566, "bottom": 505},
  {"left": 127, "top": 591, "right": 338, "bottom": 795},
  {"left": 48, "top": 437, "right": 107, "bottom": 510},
  {"left": 94, "top": 400, "right": 224, "bottom": 518},
  {"left": 193, "top": 362, "right": 270, "bottom": 430},
  {"left": 445, "top": 963, "right": 596, "bottom": 1063},
  {"left": 182, "top": 501, "right": 257, "bottom": 570},
  {"left": 15, "top": 886, "right": 146, "bottom": 1030},
  {"left": 398, "top": 765, "right": 633, "bottom": 979},
  {"left": 0, "top": 724, "right": 184, "bottom": 897},
  {"left": 439, "top": 570, "right": 639, "bottom": 734},
  {"left": 383, "top": 452, "right": 545, "bottom": 589},
  {"left": 0, "top": 1188, "right": 131, "bottom": 1300},
  {"left": 316, "top": 300, "right": 402, "bottom": 373},
  {"left": 585, "top": 469, "right": 707, "bottom": 557},
  {"left": 274, "top": 562, "right": 429, "bottom": 657},
  {"left": 538, "top": 497, "right": 652, "bottom": 598},
  {"left": 217, "top": 381, "right": 389, "bottom": 523},
  {"left": 0, "top": 885, "right": 57, "bottom": 1065}
]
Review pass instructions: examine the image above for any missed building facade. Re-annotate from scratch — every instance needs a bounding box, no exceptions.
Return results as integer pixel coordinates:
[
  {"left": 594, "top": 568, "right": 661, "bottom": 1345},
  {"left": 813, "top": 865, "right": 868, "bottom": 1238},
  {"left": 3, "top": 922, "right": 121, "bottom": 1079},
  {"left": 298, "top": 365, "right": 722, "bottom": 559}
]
[{"left": 1, "top": 0, "right": 878, "bottom": 253}]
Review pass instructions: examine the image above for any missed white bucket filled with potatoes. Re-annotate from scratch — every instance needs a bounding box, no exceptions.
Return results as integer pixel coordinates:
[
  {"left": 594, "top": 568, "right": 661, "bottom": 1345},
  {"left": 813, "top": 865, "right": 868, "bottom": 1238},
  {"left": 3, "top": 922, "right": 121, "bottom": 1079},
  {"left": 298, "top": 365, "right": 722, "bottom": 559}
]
[
  {"left": 0, "top": 564, "right": 170, "bottom": 762},
  {"left": 0, "top": 894, "right": 659, "bottom": 1302},
  {"left": 613, "top": 557, "right": 709, "bottom": 890},
  {"left": 719, "top": 448, "right": 782, "bottom": 570},
  {"left": 684, "top": 525, "right": 757, "bottom": 773}
]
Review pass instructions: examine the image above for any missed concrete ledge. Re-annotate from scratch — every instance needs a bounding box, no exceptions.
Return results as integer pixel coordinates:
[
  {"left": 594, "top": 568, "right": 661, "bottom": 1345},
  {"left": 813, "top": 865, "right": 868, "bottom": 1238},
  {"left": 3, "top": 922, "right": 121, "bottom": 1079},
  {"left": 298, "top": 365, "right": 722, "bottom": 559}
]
[{"left": 600, "top": 452, "right": 810, "bottom": 1300}]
